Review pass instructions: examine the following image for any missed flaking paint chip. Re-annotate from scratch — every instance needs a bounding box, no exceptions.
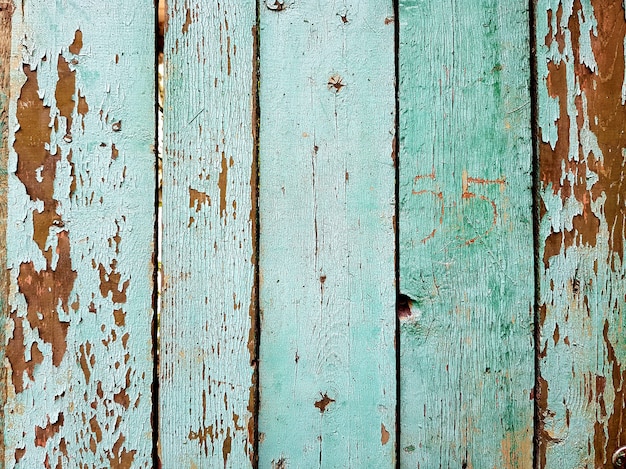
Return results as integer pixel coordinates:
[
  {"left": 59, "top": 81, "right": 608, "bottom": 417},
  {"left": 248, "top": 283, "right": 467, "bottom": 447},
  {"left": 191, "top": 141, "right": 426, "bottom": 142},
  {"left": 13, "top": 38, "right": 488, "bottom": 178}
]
[{"left": 314, "top": 393, "right": 335, "bottom": 413}]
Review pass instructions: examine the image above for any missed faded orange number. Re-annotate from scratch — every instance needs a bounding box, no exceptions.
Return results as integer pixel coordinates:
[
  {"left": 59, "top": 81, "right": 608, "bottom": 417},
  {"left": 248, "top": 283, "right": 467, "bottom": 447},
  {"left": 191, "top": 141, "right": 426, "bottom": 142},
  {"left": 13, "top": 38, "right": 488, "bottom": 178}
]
[
  {"left": 412, "top": 169, "right": 444, "bottom": 244},
  {"left": 412, "top": 169, "right": 506, "bottom": 245}
]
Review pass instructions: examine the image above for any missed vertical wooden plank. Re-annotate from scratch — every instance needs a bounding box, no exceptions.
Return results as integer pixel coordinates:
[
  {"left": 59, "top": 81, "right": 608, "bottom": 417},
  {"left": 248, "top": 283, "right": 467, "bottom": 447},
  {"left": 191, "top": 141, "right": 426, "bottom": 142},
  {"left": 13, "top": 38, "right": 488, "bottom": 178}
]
[
  {"left": 0, "top": 3, "right": 14, "bottom": 464},
  {"left": 257, "top": 2, "right": 396, "bottom": 467},
  {"left": 398, "top": 1, "right": 534, "bottom": 467},
  {"left": 536, "top": 1, "right": 626, "bottom": 466},
  {"left": 3, "top": 1, "right": 155, "bottom": 467},
  {"left": 159, "top": 1, "right": 257, "bottom": 467}
]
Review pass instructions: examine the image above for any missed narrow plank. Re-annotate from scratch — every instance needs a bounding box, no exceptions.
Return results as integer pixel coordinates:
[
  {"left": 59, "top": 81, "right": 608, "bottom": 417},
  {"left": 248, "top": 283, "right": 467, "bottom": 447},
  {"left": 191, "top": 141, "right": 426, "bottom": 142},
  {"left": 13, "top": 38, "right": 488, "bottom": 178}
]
[
  {"left": 0, "top": 2, "right": 14, "bottom": 464},
  {"left": 535, "top": 1, "right": 626, "bottom": 467},
  {"left": 398, "top": 1, "right": 534, "bottom": 467},
  {"left": 257, "top": 2, "right": 396, "bottom": 467},
  {"left": 159, "top": 1, "right": 257, "bottom": 467},
  {"left": 3, "top": 1, "right": 155, "bottom": 467}
]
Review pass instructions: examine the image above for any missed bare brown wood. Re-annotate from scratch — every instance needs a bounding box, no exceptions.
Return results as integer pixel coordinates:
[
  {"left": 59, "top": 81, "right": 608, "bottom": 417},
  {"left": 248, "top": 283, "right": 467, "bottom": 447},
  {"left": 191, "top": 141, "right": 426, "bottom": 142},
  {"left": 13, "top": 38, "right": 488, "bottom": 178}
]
[
  {"left": 536, "top": 1, "right": 626, "bottom": 466},
  {"left": 0, "top": 1, "right": 14, "bottom": 462}
]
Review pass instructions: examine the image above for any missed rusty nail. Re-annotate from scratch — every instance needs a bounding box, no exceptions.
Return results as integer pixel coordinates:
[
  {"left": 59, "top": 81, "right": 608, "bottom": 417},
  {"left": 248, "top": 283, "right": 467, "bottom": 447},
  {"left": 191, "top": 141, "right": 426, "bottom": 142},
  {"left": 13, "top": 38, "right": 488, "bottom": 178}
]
[
  {"left": 266, "top": 0, "right": 285, "bottom": 11},
  {"left": 327, "top": 74, "right": 345, "bottom": 92}
]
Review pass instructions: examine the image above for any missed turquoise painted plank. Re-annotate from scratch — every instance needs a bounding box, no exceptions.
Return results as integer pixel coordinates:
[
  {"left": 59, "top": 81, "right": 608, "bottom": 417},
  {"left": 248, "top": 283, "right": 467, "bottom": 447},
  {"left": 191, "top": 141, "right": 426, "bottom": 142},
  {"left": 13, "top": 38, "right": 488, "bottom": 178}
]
[
  {"left": 0, "top": 3, "right": 13, "bottom": 464},
  {"left": 258, "top": 2, "right": 396, "bottom": 467},
  {"left": 535, "top": 1, "right": 626, "bottom": 466},
  {"left": 159, "top": 1, "right": 257, "bottom": 467},
  {"left": 3, "top": 1, "right": 155, "bottom": 467},
  {"left": 398, "top": 1, "right": 534, "bottom": 467}
]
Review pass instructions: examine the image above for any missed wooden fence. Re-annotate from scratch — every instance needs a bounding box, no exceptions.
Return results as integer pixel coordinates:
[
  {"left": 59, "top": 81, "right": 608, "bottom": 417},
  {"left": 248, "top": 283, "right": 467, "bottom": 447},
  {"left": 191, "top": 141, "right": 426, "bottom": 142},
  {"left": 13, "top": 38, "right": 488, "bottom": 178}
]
[{"left": 0, "top": 0, "right": 625, "bottom": 467}]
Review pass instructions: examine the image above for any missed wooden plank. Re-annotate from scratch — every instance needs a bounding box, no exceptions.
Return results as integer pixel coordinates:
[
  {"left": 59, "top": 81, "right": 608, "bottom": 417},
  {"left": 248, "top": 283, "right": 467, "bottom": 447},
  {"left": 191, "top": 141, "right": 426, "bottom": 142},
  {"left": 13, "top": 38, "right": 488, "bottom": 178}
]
[
  {"left": 535, "top": 1, "right": 626, "bottom": 466},
  {"left": 3, "top": 1, "right": 155, "bottom": 467},
  {"left": 257, "top": 2, "right": 396, "bottom": 467},
  {"left": 0, "top": 2, "right": 14, "bottom": 464},
  {"left": 158, "top": 1, "right": 257, "bottom": 467},
  {"left": 398, "top": 1, "right": 534, "bottom": 467}
]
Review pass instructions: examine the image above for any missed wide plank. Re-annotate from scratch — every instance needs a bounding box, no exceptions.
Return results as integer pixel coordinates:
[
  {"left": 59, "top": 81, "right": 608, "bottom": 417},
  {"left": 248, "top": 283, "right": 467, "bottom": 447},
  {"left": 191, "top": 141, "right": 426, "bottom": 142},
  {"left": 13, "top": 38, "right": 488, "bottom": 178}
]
[
  {"left": 3, "top": 1, "right": 156, "bottom": 467},
  {"left": 159, "top": 1, "right": 257, "bottom": 467},
  {"left": 398, "top": 1, "right": 535, "bottom": 467},
  {"left": 257, "top": 2, "right": 396, "bottom": 467},
  {"left": 535, "top": 1, "right": 626, "bottom": 466}
]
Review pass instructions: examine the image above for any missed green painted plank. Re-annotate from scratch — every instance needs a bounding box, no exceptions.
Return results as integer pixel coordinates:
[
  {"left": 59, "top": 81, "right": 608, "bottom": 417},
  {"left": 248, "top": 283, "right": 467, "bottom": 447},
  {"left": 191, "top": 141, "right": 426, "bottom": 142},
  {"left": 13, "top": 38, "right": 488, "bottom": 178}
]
[
  {"left": 0, "top": 3, "right": 14, "bottom": 464},
  {"left": 257, "top": 2, "right": 396, "bottom": 467},
  {"left": 159, "top": 1, "right": 257, "bottom": 467},
  {"left": 398, "top": 1, "right": 534, "bottom": 467},
  {"left": 3, "top": 1, "right": 155, "bottom": 467},
  {"left": 535, "top": 1, "right": 626, "bottom": 467}
]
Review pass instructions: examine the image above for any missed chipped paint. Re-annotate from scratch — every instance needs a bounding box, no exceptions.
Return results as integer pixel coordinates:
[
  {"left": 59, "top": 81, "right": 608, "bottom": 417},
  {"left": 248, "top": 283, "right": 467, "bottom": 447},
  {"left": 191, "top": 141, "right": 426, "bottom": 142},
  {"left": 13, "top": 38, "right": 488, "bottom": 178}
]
[
  {"left": 313, "top": 393, "right": 335, "bottom": 413},
  {"left": 536, "top": 0, "right": 626, "bottom": 466},
  {"left": 0, "top": 4, "right": 15, "bottom": 462},
  {"left": 4, "top": 1, "right": 155, "bottom": 467},
  {"left": 159, "top": 1, "right": 257, "bottom": 467},
  {"left": 381, "top": 423, "right": 390, "bottom": 446}
]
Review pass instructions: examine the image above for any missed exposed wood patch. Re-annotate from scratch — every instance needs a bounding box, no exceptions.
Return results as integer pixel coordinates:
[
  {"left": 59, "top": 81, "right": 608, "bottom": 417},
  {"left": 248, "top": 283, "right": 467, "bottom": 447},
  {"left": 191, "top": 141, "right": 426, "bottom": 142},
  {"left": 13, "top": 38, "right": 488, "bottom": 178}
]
[
  {"left": 536, "top": 0, "right": 626, "bottom": 466},
  {"left": 159, "top": 1, "right": 257, "bottom": 466},
  {"left": 313, "top": 393, "right": 335, "bottom": 413},
  {"left": 0, "top": 3, "right": 14, "bottom": 459},
  {"left": 4, "top": 3, "right": 155, "bottom": 465}
]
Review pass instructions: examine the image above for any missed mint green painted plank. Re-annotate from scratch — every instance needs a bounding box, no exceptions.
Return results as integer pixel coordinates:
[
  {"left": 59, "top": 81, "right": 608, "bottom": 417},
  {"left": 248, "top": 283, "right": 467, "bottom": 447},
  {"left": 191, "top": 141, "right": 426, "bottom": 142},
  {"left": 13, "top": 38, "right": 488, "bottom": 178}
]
[
  {"left": 398, "top": 1, "right": 534, "bottom": 467},
  {"left": 3, "top": 1, "right": 155, "bottom": 467},
  {"left": 535, "top": 1, "right": 626, "bottom": 466},
  {"left": 159, "top": 1, "right": 257, "bottom": 467},
  {"left": 258, "top": 2, "right": 396, "bottom": 467}
]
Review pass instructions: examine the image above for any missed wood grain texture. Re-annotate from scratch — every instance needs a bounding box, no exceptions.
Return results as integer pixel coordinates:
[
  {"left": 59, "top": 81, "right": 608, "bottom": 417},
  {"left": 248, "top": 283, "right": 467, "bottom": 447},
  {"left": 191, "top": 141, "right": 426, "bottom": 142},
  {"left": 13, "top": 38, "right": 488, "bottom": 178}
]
[
  {"left": 3, "top": 1, "right": 155, "bottom": 467},
  {"left": 257, "top": 2, "right": 396, "bottom": 467},
  {"left": 159, "top": 1, "right": 257, "bottom": 467},
  {"left": 0, "top": 2, "right": 14, "bottom": 464},
  {"left": 535, "top": 1, "right": 626, "bottom": 467},
  {"left": 398, "top": 1, "right": 534, "bottom": 467}
]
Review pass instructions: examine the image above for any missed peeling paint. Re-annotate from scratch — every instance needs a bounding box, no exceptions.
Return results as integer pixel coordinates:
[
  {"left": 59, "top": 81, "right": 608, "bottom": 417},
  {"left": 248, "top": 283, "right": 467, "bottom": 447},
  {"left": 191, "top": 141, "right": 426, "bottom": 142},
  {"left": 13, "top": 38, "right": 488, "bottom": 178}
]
[
  {"left": 35, "top": 414, "right": 65, "bottom": 447},
  {"left": 218, "top": 151, "right": 228, "bottom": 218},
  {"left": 160, "top": 1, "right": 257, "bottom": 467},
  {"left": 0, "top": 2, "right": 13, "bottom": 460},
  {"left": 15, "top": 232, "right": 76, "bottom": 367},
  {"left": 5, "top": 312, "right": 43, "bottom": 393},
  {"left": 98, "top": 261, "right": 129, "bottom": 304},
  {"left": 5, "top": 5, "right": 155, "bottom": 466},
  {"left": 537, "top": 1, "right": 626, "bottom": 466},
  {"left": 381, "top": 423, "right": 390, "bottom": 445},
  {"left": 314, "top": 393, "right": 335, "bottom": 413},
  {"left": 189, "top": 187, "right": 211, "bottom": 212}
]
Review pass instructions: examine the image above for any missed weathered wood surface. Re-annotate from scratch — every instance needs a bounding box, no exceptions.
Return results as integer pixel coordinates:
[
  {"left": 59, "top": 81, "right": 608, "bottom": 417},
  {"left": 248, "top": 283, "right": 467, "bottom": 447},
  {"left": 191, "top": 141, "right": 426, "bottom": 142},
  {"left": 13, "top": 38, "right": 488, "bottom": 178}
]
[
  {"left": 536, "top": 1, "right": 626, "bottom": 467},
  {"left": 398, "top": 1, "right": 535, "bottom": 467},
  {"left": 0, "top": 3, "right": 14, "bottom": 465},
  {"left": 3, "top": 1, "right": 156, "bottom": 467},
  {"left": 257, "top": 1, "right": 396, "bottom": 467},
  {"left": 159, "top": 1, "right": 257, "bottom": 467}
]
